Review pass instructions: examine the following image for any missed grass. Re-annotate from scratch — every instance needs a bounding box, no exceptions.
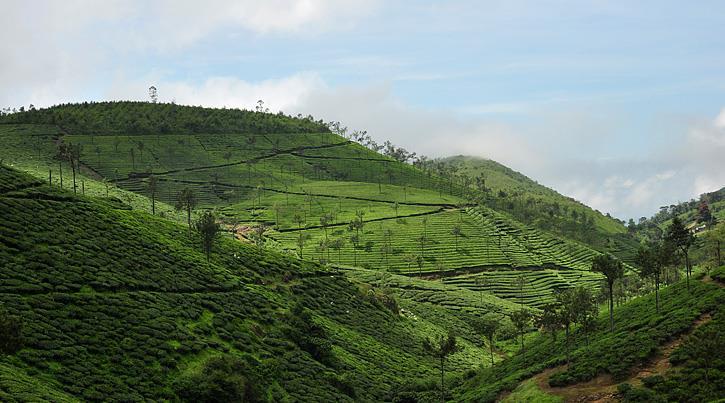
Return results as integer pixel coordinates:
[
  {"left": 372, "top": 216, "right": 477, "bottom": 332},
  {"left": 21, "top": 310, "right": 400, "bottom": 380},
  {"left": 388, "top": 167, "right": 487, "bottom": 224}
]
[{"left": 501, "top": 379, "right": 562, "bottom": 403}]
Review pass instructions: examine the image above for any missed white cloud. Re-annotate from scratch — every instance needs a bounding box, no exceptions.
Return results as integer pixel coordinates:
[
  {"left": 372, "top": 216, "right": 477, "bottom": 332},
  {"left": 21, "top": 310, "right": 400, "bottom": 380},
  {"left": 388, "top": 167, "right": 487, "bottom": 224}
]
[
  {"left": 105, "top": 73, "right": 325, "bottom": 112},
  {"left": 0, "top": 0, "right": 378, "bottom": 107},
  {"left": 130, "top": 0, "right": 380, "bottom": 50}
]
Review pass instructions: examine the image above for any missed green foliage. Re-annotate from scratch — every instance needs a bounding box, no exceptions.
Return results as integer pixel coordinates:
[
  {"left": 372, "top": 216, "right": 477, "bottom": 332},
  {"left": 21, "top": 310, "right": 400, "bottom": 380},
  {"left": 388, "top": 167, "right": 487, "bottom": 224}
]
[
  {"left": 285, "top": 302, "right": 337, "bottom": 367},
  {"left": 0, "top": 101, "right": 329, "bottom": 135},
  {"left": 0, "top": 167, "right": 494, "bottom": 401},
  {"left": 452, "top": 278, "right": 723, "bottom": 402},
  {"left": 0, "top": 306, "right": 23, "bottom": 355},
  {"left": 195, "top": 210, "right": 221, "bottom": 261},
  {"left": 173, "top": 355, "right": 262, "bottom": 402}
]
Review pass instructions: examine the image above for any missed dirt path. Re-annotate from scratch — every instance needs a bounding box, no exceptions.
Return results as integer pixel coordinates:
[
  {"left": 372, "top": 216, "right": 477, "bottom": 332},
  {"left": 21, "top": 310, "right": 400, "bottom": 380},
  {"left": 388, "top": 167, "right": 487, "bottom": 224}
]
[{"left": 526, "top": 312, "right": 713, "bottom": 403}]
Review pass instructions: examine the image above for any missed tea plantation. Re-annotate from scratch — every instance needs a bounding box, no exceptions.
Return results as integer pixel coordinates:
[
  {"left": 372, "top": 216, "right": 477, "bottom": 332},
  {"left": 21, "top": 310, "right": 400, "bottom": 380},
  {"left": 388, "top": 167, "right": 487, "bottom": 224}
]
[
  {"left": 0, "top": 103, "right": 722, "bottom": 402},
  {"left": 0, "top": 103, "right": 641, "bottom": 310},
  {"left": 0, "top": 165, "right": 520, "bottom": 401}
]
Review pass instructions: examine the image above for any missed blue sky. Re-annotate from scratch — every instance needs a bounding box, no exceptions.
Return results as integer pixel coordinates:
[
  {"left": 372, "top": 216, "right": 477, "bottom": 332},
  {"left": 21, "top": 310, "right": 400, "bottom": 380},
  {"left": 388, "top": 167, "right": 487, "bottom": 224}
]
[{"left": 2, "top": 0, "right": 724, "bottom": 219}]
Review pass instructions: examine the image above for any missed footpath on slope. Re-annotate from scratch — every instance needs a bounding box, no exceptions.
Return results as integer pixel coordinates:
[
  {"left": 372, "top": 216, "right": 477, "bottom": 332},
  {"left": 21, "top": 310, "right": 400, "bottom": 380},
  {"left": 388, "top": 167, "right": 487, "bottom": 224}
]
[
  {"left": 526, "top": 312, "right": 713, "bottom": 403},
  {"left": 505, "top": 275, "right": 723, "bottom": 403}
]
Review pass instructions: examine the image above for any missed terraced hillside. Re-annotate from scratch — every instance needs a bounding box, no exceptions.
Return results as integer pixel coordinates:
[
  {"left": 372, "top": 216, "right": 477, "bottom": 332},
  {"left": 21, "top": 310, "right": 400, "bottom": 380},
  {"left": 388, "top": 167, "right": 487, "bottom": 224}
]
[
  {"left": 0, "top": 165, "right": 517, "bottom": 401},
  {"left": 0, "top": 102, "right": 638, "bottom": 309},
  {"left": 443, "top": 155, "right": 640, "bottom": 263}
]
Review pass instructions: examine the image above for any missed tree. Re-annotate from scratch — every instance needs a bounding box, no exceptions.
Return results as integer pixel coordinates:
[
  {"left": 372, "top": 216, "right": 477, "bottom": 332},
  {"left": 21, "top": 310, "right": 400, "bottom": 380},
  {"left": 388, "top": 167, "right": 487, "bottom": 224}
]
[
  {"left": 148, "top": 175, "right": 158, "bottom": 215},
  {"left": 591, "top": 254, "right": 624, "bottom": 331},
  {"left": 475, "top": 276, "right": 489, "bottom": 306},
  {"left": 330, "top": 238, "right": 346, "bottom": 263},
  {"left": 379, "top": 228, "right": 393, "bottom": 269},
  {"left": 148, "top": 86, "right": 158, "bottom": 103},
  {"left": 59, "top": 142, "right": 81, "bottom": 194},
  {"left": 635, "top": 240, "right": 673, "bottom": 313},
  {"left": 537, "top": 302, "right": 563, "bottom": 343},
  {"left": 554, "top": 288, "right": 579, "bottom": 364},
  {"left": 697, "top": 200, "right": 713, "bottom": 226},
  {"left": 175, "top": 187, "right": 198, "bottom": 231},
  {"left": 510, "top": 309, "right": 531, "bottom": 362},
  {"left": 451, "top": 224, "right": 462, "bottom": 251},
  {"left": 194, "top": 211, "right": 220, "bottom": 262},
  {"left": 423, "top": 332, "right": 459, "bottom": 401},
  {"left": 247, "top": 224, "right": 265, "bottom": 249},
  {"left": 296, "top": 232, "right": 310, "bottom": 258},
  {"left": 272, "top": 203, "right": 281, "bottom": 229},
  {"left": 173, "top": 355, "right": 260, "bottom": 402},
  {"left": 703, "top": 222, "right": 724, "bottom": 269},
  {"left": 349, "top": 234, "right": 360, "bottom": 266},
  {"left": 665, "top": 217, "right": 695, "bottom": 291},
  {"left": 478, "top": 314, "right": 502, "bottom": 366},
  {"left": 320, "top": 213, "right": 333, "bottom": 244},
  {"left": 415, "top": 254, "right": 424, "bottom": 275},
  {"left": 0, "top": 306, "right": 22, "bottom": 355},
  {"left": 572, "top": 286, "right": 598, "bottom": 346},
  {"left": 515, "top": 275, "right": 527, "bottom": 307},
  {"left": 293, "top": 212, "right": 305, "bottom": 230}
]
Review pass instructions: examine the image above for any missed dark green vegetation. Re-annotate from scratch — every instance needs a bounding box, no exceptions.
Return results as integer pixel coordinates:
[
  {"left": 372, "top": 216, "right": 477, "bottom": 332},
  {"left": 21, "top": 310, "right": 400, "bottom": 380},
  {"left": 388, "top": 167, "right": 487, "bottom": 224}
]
[
  {"left": 444, "top": 274, "right": 724, "bottom": 402},
  {"left": 1, "top": 102, "right": 722, "bottom": 402},
  {"left": 442, "top": 156, "right": 640, "bottom": 262},
  {"left": 0, "top": 166, "right": 508, "bottom": 401}
]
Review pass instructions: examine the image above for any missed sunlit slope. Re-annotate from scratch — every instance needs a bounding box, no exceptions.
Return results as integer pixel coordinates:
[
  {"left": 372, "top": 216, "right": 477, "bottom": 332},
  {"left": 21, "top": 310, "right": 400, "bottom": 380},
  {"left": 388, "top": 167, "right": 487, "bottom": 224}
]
[{"left": 0, "top": 102, "right": 641, "bottom": 309}]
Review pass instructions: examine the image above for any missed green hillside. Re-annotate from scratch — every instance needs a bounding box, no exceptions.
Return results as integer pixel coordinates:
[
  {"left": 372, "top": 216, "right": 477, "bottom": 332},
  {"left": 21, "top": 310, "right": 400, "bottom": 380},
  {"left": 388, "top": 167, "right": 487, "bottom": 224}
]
[
  {"left": 0, "top": 102, "right": 641, "bottom": 310},
  {"left": 0, "top": 165, "right": 517, "bottom": 401},
  {"left": 413, "top": 273, "right": 724, "bottom": 402},
  {"left": 442, "top": 155, "right": 639, "bottom": 262},
  {"left": 0, "top": 102, "right": 722, "bottom": 402}
]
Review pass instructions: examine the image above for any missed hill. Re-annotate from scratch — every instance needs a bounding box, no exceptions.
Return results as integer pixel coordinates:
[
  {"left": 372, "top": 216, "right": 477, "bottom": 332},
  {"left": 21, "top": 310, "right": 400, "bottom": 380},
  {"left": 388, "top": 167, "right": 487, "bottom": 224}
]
[
  {"left": 0, "top": 102, "right": 639, "bottom": 308},
  {"left": 0, "top": 165, "right": 519, "bottom": 401},
  {"left": 441, "top": 155, "right": 640, "bottom": 263},
  {"left": 406, "top": 271, "right": 725, "bottom": 402},
  {"left": 634, "top": 186, "right": 725, "bottom": 236}
]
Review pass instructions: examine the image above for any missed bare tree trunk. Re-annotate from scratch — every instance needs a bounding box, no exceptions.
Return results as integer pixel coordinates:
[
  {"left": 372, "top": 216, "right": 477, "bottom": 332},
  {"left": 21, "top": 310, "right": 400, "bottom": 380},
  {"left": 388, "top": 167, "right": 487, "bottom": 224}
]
[
  {"left": 655, "top": 273, "right": 660, "bottom": 314},
  {"left": 71, "top": 160, "right": 77, "bottom": 194},
  {"left": 609, "top": 282, "right": 614, "bottom": 332}
]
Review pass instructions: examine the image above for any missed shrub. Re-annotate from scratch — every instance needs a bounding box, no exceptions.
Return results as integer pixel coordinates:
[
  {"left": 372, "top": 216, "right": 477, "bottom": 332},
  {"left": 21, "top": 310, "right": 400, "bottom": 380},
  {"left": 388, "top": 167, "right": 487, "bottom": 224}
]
[{"left": 172, "top": 355, "right": 262, "bottom": 403}]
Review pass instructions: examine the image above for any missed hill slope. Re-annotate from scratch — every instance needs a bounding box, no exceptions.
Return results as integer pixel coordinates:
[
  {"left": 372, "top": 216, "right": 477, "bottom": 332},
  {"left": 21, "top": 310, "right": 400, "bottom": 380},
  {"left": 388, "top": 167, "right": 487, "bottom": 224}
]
[
  {"left": 0, "top": 102, "right": 640, "bottom": 309},
  {"left": 0, "top": 165, "right": 522, "bottom": 401},
  {"left": 442, "top": 155, "right": 639, "bottom": 262}
]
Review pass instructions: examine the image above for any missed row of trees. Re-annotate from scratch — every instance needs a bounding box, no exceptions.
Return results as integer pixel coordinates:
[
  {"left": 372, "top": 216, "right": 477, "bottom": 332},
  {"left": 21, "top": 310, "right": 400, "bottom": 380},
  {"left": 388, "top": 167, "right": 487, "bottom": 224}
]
[{"left": 0, "top": 101, "right": 329, "bottom": 135}]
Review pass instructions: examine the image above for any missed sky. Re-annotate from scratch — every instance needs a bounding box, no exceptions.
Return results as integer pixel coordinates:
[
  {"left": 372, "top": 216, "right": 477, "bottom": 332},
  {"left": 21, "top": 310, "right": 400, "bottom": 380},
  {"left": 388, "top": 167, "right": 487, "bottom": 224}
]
[{"left": 2, "top": 0, "right": 724, "bottom": 220}]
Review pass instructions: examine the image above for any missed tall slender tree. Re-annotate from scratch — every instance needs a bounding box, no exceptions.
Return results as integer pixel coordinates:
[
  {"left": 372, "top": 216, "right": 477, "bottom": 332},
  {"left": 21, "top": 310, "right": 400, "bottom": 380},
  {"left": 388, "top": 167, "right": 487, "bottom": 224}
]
[
  {"left": 175, "top": 187, "right": 198, "bottom": 231},
  {"left": 194, "top": 211, "right": 220, "bottom": 262},
  {"left": 665, "top": 217, "right": 695, "bottom": 291},
  {"left": 591, "top": 254, "right": 624, "bottom": 332},
  {"left": 511, "top": 309, "right": 531, "bottom": 363},
  {"left": 423, "top": 332, "right": 459, "bottom": 401},
  {"left": 148, "top": 175, "right": 158, "bottom": 215},
  {"left": 479, "top": 314, "right": 502, "bottom": 366},
  {"left": 635, "top": 240, "right": 673, "bottom": 313}
]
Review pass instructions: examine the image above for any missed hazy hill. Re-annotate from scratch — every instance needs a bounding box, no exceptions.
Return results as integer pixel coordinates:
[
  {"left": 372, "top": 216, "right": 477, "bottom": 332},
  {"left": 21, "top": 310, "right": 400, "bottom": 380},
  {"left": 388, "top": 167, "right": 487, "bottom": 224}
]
[{"left": 443, "top": 155, "right": 639, "bottom": 263}]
